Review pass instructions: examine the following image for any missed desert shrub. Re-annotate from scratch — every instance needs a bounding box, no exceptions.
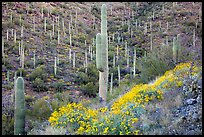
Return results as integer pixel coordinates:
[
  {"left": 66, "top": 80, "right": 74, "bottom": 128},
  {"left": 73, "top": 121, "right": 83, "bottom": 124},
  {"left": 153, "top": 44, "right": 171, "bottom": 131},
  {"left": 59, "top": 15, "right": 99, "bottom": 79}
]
[
  {"left": 16, "top": 68, "right": 27, "bottom": 77},
  {"left": 51, "top": 82, "right": 64, "bottom": 92},
  {"left": 137, "top": 46, "right": 175, "bottom": 83},
  {"left": 3, "top": 58, "right": 13, "bottom": 69},
  {"left": 75, "top": 63, "right": 99, "bottom": 97},
  {"left": 81, "top": 82, "right": 98, "bottom": 97},
  {"left": 32, "top": 78, "right": 48, "bottom": 92},
  {"left": 2, "top": 114, "right": 14, "bottom": 135},
  {"left": 27, "top": 98, "right": 52, "bottom": 121},
  {"left": 29, "top": 65, "right": 47, "bottom": 81},
  {"left": 29, "top": 65, "right": 48, "bottom": 92}
]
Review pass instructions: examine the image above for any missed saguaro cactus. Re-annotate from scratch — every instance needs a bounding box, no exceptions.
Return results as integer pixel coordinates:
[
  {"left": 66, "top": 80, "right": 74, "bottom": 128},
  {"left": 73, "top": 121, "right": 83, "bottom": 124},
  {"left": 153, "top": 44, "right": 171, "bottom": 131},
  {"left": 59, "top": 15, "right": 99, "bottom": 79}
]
[
  {"left": 44, "top": 17, "right": 47, "bottom": 32},
  {"left": 14, "top": 77, "right": 25, "bottom": 135},
  {"left": 2, "top": 37, "right": 5, "bottom": 63},
  {"left": 54, "top": 57, "right": 57, "bottom": 76},
  {"left": 118, "top": 65, "right": 121, "bottom": 86},
  {"left": 96, "top": 4, "right": 108, "bottom": 104},
  {"left": 133, "top": 47, "right": 136, "bottom": 77},
  {"left": 33, "top": 51, "right": 36, "bottom": 68}
]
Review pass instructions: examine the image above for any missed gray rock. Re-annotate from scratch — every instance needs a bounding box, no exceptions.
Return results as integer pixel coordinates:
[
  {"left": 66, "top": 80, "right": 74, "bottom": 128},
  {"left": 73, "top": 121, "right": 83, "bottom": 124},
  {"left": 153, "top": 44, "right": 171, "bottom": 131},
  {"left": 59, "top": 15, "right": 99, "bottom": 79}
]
[{"left": 185, "top": 99, "right": 197, "bottom": 105}]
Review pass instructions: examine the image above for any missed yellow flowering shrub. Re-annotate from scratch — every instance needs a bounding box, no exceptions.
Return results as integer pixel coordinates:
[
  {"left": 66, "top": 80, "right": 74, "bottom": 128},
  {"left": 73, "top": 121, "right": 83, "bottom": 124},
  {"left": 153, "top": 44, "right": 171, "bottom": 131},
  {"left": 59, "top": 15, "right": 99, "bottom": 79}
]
[{"left": 48, "top": 62, "right": 201, "bottom": 135}]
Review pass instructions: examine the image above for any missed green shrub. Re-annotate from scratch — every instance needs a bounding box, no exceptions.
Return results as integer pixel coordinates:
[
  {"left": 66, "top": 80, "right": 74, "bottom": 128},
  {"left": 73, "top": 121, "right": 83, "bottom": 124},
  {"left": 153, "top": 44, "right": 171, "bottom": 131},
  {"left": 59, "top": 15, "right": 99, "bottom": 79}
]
[
  {"left": 27, "top": 98, "right": 52, "bottom": 121},
  {"left": 51, "top": 82, "right": 64, "bottom": 92},
  {"left": 2, "top": 114, "right": 14, "bottom": 135},
  {"left": 32, "top": 78, "right": 48, "bottom": 92},
  {"left": 81, "top": 82, "right": 98, "bottom": 97},
  {"left": 17, "top": 68, "right": 27, "bottom": 77},
  {"left": 137, "top": 46, "right": 175, "bottom": 83},
  {"left": 29, "top": 65, "right": 47, "bottom": 81}
]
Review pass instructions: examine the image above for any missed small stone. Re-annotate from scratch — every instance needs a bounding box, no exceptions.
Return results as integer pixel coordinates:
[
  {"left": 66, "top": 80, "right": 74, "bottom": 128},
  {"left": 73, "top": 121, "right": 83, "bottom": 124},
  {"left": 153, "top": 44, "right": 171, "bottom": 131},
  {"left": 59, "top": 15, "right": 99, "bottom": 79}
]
[{"left": 186, "top": 99, "right": 197, "bottom": 105}]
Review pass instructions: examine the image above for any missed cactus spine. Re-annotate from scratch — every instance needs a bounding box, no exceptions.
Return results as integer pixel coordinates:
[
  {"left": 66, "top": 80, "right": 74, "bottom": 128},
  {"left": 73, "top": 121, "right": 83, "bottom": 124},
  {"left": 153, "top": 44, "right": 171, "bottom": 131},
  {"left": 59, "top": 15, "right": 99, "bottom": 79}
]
[
  {"left": 96, "top": 4, "right": 108, "bottom": 104},
  {"left": 14, "top": 77, "right": 25, "bottom": 135}
]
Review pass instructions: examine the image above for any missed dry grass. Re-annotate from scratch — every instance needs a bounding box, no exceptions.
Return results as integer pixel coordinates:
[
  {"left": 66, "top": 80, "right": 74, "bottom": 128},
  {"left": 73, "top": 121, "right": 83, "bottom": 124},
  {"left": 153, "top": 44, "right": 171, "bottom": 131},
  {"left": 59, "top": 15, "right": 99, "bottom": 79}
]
[{"left": 28, "top": 125, "right": 67, "bottom": 135}]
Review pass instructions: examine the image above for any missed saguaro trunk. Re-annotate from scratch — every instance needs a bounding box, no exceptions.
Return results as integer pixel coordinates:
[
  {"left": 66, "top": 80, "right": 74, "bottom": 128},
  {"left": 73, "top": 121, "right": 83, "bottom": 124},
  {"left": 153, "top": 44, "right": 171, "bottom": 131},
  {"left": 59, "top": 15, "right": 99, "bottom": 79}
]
[
  {"left": 14, "top": 77, "right": 25, "bottom": 135},
  {"left": 96, "top": 4, "right": 108, "bottom": 105}
]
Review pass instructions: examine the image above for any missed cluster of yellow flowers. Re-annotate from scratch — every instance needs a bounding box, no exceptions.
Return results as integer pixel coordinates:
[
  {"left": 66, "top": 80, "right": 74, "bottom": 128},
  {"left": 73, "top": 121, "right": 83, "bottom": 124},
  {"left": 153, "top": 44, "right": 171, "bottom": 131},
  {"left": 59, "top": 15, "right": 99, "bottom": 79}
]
[{"left": 48, "top": 62, "right": 201, "bottom": 135}]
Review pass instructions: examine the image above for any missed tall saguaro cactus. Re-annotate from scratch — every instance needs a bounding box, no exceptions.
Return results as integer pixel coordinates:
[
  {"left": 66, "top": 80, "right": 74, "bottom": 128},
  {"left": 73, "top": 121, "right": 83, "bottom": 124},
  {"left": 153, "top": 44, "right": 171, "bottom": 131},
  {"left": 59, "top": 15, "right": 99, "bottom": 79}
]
[
  {"left": 96, "top": 4, "right": 108, "bottom": 104},
  {"left": 14, "top": 77, "right": 25, "bottom": 135}
]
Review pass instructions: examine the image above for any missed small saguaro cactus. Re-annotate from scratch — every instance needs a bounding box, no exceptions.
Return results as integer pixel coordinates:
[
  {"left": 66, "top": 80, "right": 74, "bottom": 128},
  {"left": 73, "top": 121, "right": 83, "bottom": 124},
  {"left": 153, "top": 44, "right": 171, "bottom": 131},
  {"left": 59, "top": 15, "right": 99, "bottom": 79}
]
[
  {"left": 73, "top": 52, "right": 76, "bottom": 68},
  {"left": 7, "top": 70, "right": 10, "bottom": 82},
  {"left": 54, "top": 57, "right": 57, "bottom": 76},
  {"left": 96, "top": 4, "right": 108, "bottom": 104},
  {"left": 118, "top": 65, "right": 121, "bottom": 86},
  {"left": 2, "top": 37, "right": 5, "bottom": 63},
  {"left": 62, "top": 18, "right": 65, "bottom": 36},
  {"left": 69, "top": 48, "right": 72, "bottom": 63},
  {"left": 33, "top": 51, "right": 36, "bottom": 68},
  {"left": 193, "top": 29, "right": 196, "bottom": 47},
  {"left": 85, "top": 49, "right": 88, "bottom": 73},
  {"left": 14, "top": 77, "right": 25, "bottom": 135},
  {"left": 133, "top": 47, "right": 136, "bottom": 77},
  {"left": 6, "top": 29, "right": 9, "bottom": 41},
  {"left": 44, "top": 17, "right": 47, "bottom": 32}
]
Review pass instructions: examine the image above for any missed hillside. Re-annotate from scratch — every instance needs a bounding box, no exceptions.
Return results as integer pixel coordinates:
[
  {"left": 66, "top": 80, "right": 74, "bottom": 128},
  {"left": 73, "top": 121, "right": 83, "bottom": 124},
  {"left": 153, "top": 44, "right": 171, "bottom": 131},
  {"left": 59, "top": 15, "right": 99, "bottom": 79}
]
[{"left": 2, "top": 2, "right": 202, "bottom": 135}]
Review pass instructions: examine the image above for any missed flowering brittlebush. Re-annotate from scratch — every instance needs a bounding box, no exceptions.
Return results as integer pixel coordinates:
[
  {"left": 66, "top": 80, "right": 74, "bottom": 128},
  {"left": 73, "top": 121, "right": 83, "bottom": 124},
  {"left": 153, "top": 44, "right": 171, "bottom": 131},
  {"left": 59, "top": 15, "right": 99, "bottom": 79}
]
[{"left": 48, "top": 62, "right": 201, "bottom": 135}]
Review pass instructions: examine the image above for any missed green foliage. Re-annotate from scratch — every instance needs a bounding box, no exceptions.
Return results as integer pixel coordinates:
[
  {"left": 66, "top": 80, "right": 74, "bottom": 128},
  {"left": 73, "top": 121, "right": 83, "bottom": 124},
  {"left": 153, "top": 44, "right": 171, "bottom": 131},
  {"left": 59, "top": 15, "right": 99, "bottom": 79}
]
[
  {"left": 2, "top": 114, "right": 14, "bottom": 135},
  {"left": 137, "top": 47, "right": 175, "bottom": 84},
  {"left": 27, "top": 98, "right": 52, "bottom": 121},
  {"left": 16, "top": 68, "right": 27, "bottom": 77},
  {"left": 75, "top": 63, "right": 99, "bottom": 97},
  {"left": 32, "top": 78, "right": 48, "bottom": 92},
  {"left": 51, "top": 82, "right": 64, "bottom": 92},
  {"left": 81, "top": 82, "right": 98, "bottom": 97},
  {"left": 29, "top": 65, "right": 47, "bottom": 81}
]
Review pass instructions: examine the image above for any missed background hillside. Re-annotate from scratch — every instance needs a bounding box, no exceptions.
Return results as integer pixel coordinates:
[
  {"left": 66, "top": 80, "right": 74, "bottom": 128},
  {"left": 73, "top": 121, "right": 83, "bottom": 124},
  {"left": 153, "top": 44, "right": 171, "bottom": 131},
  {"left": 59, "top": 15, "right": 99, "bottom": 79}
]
[{"left": 2, "top": 2, "right": 202, "bottom": 135}]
